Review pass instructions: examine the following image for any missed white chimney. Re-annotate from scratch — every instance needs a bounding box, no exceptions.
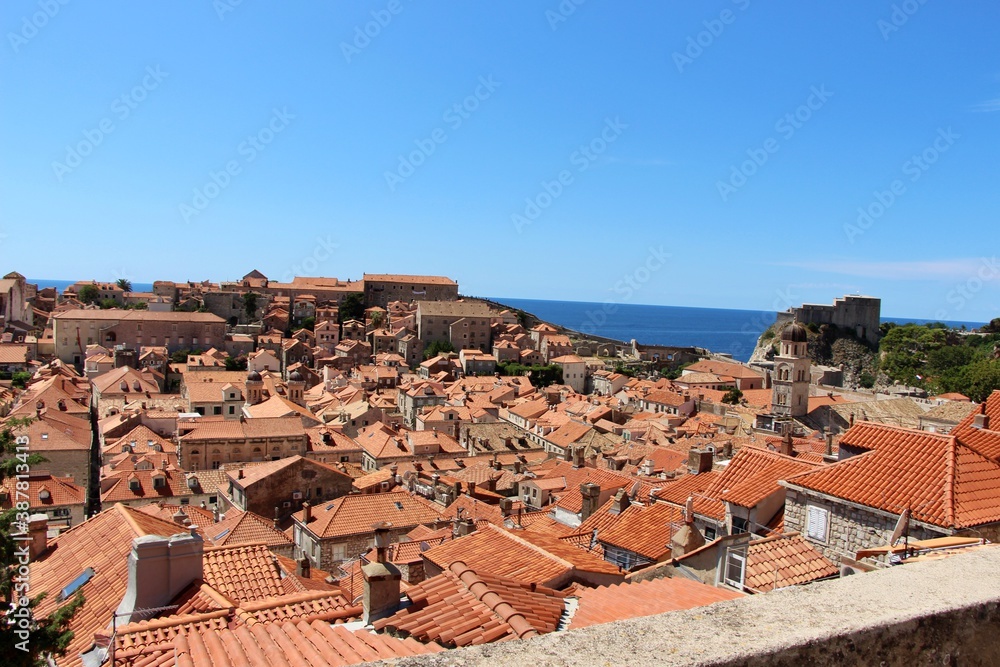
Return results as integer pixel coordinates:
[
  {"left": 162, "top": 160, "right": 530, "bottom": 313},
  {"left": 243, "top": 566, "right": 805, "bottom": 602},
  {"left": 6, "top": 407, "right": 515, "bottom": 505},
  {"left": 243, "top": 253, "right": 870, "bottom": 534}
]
[{"left": 115, "top": 531, "right": 204, "bottom": 625}]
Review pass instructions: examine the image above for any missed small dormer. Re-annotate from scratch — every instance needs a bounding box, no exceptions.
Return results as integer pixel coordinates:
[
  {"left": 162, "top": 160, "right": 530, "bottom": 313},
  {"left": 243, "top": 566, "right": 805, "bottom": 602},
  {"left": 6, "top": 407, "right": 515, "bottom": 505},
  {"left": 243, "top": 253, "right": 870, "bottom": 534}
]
[
  {"left": 152, "top": 472, "right": 167, "bottom": 489},
  {"left": 128, "top": 477, "right": 141, "bottom": 492}
]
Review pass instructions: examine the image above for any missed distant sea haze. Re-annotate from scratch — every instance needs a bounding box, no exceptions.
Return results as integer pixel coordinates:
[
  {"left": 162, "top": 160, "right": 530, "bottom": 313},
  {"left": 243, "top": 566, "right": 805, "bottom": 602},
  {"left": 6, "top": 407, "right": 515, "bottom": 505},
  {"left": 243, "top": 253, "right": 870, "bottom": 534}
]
[
  {"left": 28, "top": 280, "right": 986, "bottom": 364},
  {"left": 493, "top": 297, "right": 988, "bottom": 363}
]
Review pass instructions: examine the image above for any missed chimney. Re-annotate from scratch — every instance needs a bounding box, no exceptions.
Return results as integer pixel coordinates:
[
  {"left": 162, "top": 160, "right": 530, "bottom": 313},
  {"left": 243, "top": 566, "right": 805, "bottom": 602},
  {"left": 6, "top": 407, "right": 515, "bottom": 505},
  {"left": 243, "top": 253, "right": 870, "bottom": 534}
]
[
  {"left": 172, "top": 508, "right": 189, "bottom": 526},
  {"left": 641, "top": 459, "right": 655, "bottom": 476},
  {"left": 237, "top": 469, "right": 244, "bottom": 480},
  {"left": 362, "top": 559, "right": 401, "bottom": 625},
  {"left": 115, "top": 531, "right": 204, "bottom": 625},
  {"left": 296, "top": 556, "right": 310, "bottom": 579},
  {"left": 687, "top": 448, "right": 713, "bottom": 474},
  {"left": 213, "top": 507, "right": 221, "bottom": 523},
  {"left": 580, "top": 482, "right": 601, "bottom": 521},
  {"left": 28, "top": 514, "right": 49, "bottom": 561},
  {"left": 563, "top": 447, "right": 573, "bottom": 463},
  {"left": 722, "top": 441, "right": 733, "bottom": 459},
  {"left": 362, "top": 523, "right": 402, "bottom": 624},
  {"left": 780, "top": 429, "right": 794, "bottom": 457},
  {"left": 301, "top": 501, "right": 311, "bottom": 524},
  {"left": 273, "top": 506, "right": 279, "bottom": 528},
  {"left": 973, "top": 404, "right": 990, "bottom": 430},
  {"left": 456, "top": 517, "right": 476, "bottom": 537},
  {"left": 468, "top": 481, "right": 477, "bottom": 496},
  {"left": 609, "top": 488, "right": 630, "bottom": 515},
  {"left": 513, "top": 461, "right": 523, "bottom": 474},
  {"left": 825, "top": 432, "right": 834, "bottom": 456},
  {"left": 499, "top": 497, "right": 513, "bottom": 517},
  {"left": 572, "top": 447, "right": 585, "bottom": 469}
]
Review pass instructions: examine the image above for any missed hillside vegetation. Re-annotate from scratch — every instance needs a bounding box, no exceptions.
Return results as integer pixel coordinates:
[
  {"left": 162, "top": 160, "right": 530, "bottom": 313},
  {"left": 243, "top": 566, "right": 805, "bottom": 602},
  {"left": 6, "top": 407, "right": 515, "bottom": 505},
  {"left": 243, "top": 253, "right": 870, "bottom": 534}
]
[{"left": 754, "top": 318, "right": 1000, "bottom": 401}]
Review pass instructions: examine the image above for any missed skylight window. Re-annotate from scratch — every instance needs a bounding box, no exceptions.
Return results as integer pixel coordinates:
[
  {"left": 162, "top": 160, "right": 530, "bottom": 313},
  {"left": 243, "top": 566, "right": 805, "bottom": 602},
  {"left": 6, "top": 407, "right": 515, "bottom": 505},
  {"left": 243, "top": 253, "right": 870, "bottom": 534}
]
[{"left": 60, "top": 567, "right": 95, "bottom": 601}]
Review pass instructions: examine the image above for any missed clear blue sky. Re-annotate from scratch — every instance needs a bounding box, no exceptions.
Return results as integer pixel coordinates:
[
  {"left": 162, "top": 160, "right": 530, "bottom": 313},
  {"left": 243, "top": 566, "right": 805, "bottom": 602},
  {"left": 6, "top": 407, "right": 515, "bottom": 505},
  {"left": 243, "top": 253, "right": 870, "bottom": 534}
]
[{"left": 2, "top": 1, "right": 998, "bottom": 321}]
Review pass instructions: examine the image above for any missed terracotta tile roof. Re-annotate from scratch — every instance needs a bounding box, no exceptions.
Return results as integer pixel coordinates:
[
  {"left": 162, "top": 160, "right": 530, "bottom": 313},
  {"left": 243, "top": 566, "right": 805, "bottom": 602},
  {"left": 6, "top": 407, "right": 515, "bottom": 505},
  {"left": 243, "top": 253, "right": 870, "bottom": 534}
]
[
  {"left": 684, "top": 359, "right": 764, "bottom": 380},
  {"left": 201, "top": 544, "right": 287, "bottom": 602},
  {"left": 952, "top": 390, "right": 1000, "bottom": 461},
  {"left": 597, "top": 503, "right": 683, "bottom": 560},
  {"left": 785, "top": 421, "right": 1000, "bottom": 529},
  {"left": 0, "top": 473, "right": 85, "bottom": 508},
  {"left": 233, "top": 590, "right": 359, "bottom": 626},
  {"left": 709, "top": 447, "right": 820, "bottom": 509},
  {"left": 567, "top": 576, "right": 743, "bottom": 629},
  {"left": 296, "top": 491, "right": 444, "bottom": 539},
  {"left": 423, "top": 523, "right": 621, "bottom": 588},
  {"left": 206, "top": 510, "right": 294, "bottom": 549},
  {"left": 745, "top": 533, "right": 839, "bottom": 592},
  {"left": 9, "top": 411, "right": 91, "bottom": 451},
  {"left": 101, "top": 467, "right": 194, "bottom": 503},
  {"left": 104, "top": 425, "right": 176, "bottom": 456},
  {"left": 374, "top": 560, "right": 567, "bottom": 646},
  {"left": 29, "top": 504, "right": 186, "bottom": 667}
]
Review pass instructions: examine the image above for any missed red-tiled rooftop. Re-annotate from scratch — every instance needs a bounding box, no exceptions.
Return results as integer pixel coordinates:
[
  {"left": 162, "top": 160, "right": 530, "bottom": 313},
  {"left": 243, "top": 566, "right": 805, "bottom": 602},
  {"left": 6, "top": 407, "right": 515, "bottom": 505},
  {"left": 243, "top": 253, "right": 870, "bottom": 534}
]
[
  {"left": 745, "top": 533, "right": 839, "bottom": 592},
  {"left": 374, "top": 560, "right": 567, "bottom": 646},
  {"left": 568, "top": 576, "right": 743, "bottom": 629},
  {"left": 785, "top": 420, "right": 1000, "bottom": 530}
]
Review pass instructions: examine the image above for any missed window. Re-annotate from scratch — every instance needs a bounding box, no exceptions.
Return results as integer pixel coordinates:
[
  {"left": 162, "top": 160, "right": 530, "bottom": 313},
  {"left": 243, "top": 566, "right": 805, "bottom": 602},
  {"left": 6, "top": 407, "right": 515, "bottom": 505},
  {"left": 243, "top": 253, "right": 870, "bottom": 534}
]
[
  {"left": 213, "top": 407, "right": 222, "bottom": 415},
  {"left": 228, "top": 405, "right": 235, "bottom": 414},
  {"left": 723, "top": 546, "right": 747, "bottom": 589},
  {"left": 806, "top": 505, "right": 830, "bottom": 542}
]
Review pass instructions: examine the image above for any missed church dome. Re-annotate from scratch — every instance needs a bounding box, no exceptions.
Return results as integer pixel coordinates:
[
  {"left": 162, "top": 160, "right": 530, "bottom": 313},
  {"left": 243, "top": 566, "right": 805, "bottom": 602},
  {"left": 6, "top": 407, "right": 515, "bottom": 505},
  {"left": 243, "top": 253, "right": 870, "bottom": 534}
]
[
  {"left": 288, "top": 370, "right": 304, "bottom": 383},
  {"left": 781, "top": 323, "right": 809, "bottom": 343},
  {"left": 247, "top": 369, "right": 262, "bottom": 382}
]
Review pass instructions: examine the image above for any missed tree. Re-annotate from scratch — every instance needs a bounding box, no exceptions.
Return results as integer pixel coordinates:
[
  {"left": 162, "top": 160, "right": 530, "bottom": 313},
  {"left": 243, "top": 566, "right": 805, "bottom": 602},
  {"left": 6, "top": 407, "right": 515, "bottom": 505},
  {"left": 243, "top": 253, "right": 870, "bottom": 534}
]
[
  {"left": 125, "top": 301, "right": 148, "bottom": 310},
  {"left": 99, "top": 299, "right": 118, "bottom": 310},
  {"left": 115, "top": 278, "right": 132, "bottom": 294},
  {"left": 721, "top": 387, "right": 743, "bottom": 405},
  {"left": 224, "top": 355, "right": 248, "bottom": 371},
  {"left": 77, "top": 285, "right": 99, "bottom": 305},
  {"left": 0, "top": 417, "right": 84, "bottom": 666},
  {"left": 859, "top": 371, "right": 876, "bottom": 389},
  {"left": 338, "top": 293, "right": 365, "bottom": 324},
  {"left": 369, "top": 311, "right": 384, "bottom": 330},
  {"left": 10, "top": 373, "right": 30, "bottom": 390},
  {"left": 423, "top": 340, "right": 456, "bottom": 360},
  {"left": 242, "top": 292, "right": 259, "bottom": 321}
]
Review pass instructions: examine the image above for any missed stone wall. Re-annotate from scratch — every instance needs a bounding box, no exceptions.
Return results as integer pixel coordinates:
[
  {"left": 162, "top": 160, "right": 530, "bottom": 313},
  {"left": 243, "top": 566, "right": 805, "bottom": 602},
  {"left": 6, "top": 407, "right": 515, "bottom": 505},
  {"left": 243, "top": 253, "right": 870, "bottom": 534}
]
[{"left": 784, "top": 488, "right": 942, "bottom": 564}]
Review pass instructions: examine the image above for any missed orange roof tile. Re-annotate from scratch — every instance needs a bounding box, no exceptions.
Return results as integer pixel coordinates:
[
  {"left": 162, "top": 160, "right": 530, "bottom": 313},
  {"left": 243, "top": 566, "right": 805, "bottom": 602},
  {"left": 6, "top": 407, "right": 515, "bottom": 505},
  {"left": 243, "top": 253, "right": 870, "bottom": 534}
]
[
  {"left": 568, "top": 576, "right": 743, "bottom": 629},
  {"left": 745, "top": 533, "right": 839, "bottom": 592},
  {"left": 785, "top": 421, "right": 1000, "bottom": 529},
  {"left": 374, "top": 561, "right": 567, "bottom": 646},
  {"left": 597, "top": 503, "right": 683, "bottom": 560},
  {"left": 296, "top": 491, "right": 444, "bottom": 539}
]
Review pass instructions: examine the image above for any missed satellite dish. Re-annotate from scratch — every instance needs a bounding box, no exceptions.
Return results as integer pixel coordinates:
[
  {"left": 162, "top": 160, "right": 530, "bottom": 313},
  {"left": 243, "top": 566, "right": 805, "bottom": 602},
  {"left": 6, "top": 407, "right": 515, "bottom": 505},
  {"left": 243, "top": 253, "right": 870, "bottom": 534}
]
[{"left": 889, "top": 509, "right": 910, "bottom": 546}]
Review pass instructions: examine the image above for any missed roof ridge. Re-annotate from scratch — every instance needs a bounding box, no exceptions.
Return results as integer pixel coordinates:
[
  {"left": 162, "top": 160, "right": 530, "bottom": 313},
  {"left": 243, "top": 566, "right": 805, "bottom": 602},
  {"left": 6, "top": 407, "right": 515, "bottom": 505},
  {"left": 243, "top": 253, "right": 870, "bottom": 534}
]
[
  {"left": 449, "top": 561, "right": 538, "bottom": 639},
  {"left": 486, "top": 524, "right": 576, "bottom": 571},
  {"left": 943, "top": 435, "right": 958, "bottom": 527}
]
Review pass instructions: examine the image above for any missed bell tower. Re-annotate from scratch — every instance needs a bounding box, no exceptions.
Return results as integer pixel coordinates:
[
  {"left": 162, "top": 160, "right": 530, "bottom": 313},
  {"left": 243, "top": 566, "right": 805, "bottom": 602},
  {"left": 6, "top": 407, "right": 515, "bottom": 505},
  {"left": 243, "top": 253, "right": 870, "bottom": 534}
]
[{"left": 771, "top": 323, "right": 810, "bottom": 418}]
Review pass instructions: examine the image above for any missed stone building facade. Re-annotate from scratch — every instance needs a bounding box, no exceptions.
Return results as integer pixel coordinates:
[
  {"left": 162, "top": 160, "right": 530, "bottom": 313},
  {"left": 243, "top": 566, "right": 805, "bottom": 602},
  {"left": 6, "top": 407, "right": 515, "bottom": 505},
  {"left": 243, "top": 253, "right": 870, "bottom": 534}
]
[
  {"left": 52, "top": 310, "right": 226, "bottom": 364},
  {"left": 364, "top": 274, "right": 458, "bottom": 309}
]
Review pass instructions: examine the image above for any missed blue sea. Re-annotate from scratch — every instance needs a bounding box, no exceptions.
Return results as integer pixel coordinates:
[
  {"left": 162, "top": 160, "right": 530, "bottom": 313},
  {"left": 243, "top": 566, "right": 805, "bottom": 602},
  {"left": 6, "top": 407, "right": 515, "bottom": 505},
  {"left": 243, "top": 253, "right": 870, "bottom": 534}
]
[
  {"left": 31, "top": 278, "right": 155, "bottom": 293},
  {"left": 492, "top": 297, "right": 987, "bottom": 363}
]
